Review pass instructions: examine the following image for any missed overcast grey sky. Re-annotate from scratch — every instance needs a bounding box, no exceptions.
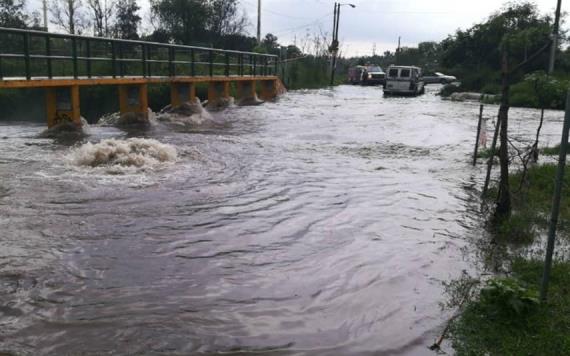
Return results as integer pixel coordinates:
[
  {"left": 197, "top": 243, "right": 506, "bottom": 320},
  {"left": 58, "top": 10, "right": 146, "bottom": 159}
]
[{"left": 28, "top": 0, "right": 564, "bottom": 56}]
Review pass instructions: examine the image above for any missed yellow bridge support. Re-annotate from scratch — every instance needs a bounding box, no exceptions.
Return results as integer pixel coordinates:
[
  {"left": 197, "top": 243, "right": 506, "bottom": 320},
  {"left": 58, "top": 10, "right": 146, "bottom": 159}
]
[
  {"left": 260, "top": 80, "right": 278, "bottom": 101},
  {"left": 207, "top": 81, "right": 232, "bottom": 109},
  {"left": 118, "top": 84, "right": 149, "bottom": 125},
  {"left": 237, "top": 80, "right": 257, "bottom": 102},
  {"left": 171, "top": 82, "right": 196, "bottom": 108},
  {"left": 46, "top": 86, "right": 81, "bottom": 127},
  {"left": 29, "top": 76, "right": 285, "bottom": 128}
]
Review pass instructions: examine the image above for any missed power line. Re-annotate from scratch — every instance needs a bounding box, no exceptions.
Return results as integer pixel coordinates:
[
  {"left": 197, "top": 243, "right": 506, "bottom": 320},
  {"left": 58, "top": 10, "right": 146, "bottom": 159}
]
[
  {"left": 271, "top": 12, "right": 334, "bottom": 36},
  {"left": 241, "top": 0, "right": 317, "bottom": 20}
]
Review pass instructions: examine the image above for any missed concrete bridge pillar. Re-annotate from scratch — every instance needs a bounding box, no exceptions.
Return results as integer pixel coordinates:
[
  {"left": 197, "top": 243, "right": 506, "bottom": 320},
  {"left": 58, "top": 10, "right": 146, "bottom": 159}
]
[
  {"left": 118, "top": 84, "right": 149, "bottom": 125},
  {"left": 260, "top": 79, "right": 278, "bottom": 101},
  {"left": 207, "top": 81, "right": 233, "bottom": 109},
  {"left": 46, "top": 85, "right": 81, "bottom": 128},
  {"left": 236, "top": 80, "right": 262, "bottom": 106},
  {"left": 171, "top": 82, "right": 196, "bottom": 108}
]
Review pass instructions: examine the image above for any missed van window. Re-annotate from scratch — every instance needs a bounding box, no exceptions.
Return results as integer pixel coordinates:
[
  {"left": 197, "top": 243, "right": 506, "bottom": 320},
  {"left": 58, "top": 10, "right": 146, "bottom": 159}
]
[
  {"left": 400, "top": 69, "right": 411, "bottom": 78},
  {"left": 388, "top": 69, "right": 398, "bottom": 78}
]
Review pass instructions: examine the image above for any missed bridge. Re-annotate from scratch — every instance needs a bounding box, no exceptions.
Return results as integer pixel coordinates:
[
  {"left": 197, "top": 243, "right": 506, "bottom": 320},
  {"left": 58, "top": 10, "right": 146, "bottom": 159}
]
[{"left": 0, "top": 27, "right": 283, "bottom": 128}]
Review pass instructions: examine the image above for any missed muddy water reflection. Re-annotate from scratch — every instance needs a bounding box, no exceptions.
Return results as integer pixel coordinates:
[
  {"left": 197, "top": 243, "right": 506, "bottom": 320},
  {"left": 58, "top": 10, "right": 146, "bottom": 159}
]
[{"left": 1, "top": 86, "right": 565, "bottom": 355}]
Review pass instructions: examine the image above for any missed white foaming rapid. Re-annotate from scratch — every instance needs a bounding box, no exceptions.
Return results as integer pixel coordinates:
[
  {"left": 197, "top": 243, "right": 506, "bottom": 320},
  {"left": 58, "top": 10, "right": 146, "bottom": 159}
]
[
  {"left": 68, "top": 138, "right": 177, "bottom": 174},
  {"left": 155, "top": 99, "right": 225, "bottom": 129}
]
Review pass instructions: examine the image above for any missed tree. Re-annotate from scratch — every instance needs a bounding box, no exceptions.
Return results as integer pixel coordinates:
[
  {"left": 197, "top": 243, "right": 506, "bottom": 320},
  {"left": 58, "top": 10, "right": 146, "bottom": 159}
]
[
  {"left": 0, "top": 0, "right": 29, "bottom": 28},
  {"left": 150, "top": 0, "right": 252, "bottom": 46},
  {"left": 114, "top": 0, "right": 140, "bottom": 39},
  {"left": 418, "top": 41, "right": 441, "bottom": 71},
  {"left": 86, "top": 0, "right": 113, "bottom": 36},
  {"left": 286, "top": 45, "right": 302, "bottom": 59},
  {"left": 207, "top": 0, "right": 247, "bottom": 38},
  {"left": 440, "top": 2, "right": 551, "bottom": 90},
  {"left": 492, "top": 3, "right": 552, "bottom": 218},
  {"left": 151, "top": 0, "right": 210, "bottom": 44},
  {"left": 50, "top": 0, "right": 87, "bottom": 34},
  {"left": 257, "top": 33, "right": 279, "bottom": 54}
]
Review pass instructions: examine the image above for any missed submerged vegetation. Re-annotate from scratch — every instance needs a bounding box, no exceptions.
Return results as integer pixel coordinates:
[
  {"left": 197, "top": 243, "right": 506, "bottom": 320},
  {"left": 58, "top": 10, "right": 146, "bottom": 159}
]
[
  {"left": 447, "top": 161, "right": 570, "bottom": 354},
  {"left": 476, "top": 147, "right": 500, "bottom": 159},
  {"left": 484, "top": 164, "right": 570, "bottom": 243}
]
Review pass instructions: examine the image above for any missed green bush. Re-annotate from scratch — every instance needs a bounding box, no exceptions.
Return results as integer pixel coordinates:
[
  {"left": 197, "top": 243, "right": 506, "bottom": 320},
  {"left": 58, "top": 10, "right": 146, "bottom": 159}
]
[
  {"left": 480, "top": 278, "right": 539, "bottom": 316},
  {"left": 510, "top": 71, "right": 568, "bottom": 110},
  {"left": 510, "top": 82, "right": 540, "bottom": 108}
]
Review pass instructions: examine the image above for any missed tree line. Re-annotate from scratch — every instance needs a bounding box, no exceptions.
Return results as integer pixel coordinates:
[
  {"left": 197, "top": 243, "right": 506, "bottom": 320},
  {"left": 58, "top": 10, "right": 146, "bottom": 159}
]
[
  {"left": 349, "top": 2, "right": 570, "bottom": 108},
  {"left": 0, "top": 0, "right": 307, "bottom": 54}
]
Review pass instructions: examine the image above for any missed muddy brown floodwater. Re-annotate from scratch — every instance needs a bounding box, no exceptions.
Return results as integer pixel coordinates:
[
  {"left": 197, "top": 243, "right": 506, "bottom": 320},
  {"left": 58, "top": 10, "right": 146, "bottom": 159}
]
[{"left": 0, "top": 85, "right": 566, "bottom": 355}]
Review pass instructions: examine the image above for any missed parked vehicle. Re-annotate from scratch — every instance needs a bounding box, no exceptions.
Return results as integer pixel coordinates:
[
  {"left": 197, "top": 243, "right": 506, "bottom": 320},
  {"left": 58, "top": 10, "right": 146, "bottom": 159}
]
[
  {"left": 361, "top": 65, "right": 385, "bottom": 86},
  {"left": 348, "top": 66, "right": 366, "bottom": 84},
  {"left": 423, "top": 72, "right": 457, "bottom": 84},
  {"left": 384, "top": 65, "right": 425, "bottom": 96},
  {"left": 347, "top": 65, "right": 385, "bottom": 85}
]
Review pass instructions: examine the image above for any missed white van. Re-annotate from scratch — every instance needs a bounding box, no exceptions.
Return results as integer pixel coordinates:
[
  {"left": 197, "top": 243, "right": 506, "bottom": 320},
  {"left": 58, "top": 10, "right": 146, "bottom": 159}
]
[{"left": 384, "top": 65, "right": 425, "bottom": 96}]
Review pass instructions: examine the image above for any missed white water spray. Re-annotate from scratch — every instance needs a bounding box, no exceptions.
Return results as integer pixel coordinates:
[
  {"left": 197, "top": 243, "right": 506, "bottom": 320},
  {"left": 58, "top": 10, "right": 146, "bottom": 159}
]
[{"left": 68, "top": 138, "right": 177, "bottom": 173}]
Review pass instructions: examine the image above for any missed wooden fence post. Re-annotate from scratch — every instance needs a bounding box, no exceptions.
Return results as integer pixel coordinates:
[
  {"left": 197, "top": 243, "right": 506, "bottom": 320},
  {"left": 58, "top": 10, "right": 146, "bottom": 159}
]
[{"left": 473, "top": 104, "right": 484, "bottom": 166}]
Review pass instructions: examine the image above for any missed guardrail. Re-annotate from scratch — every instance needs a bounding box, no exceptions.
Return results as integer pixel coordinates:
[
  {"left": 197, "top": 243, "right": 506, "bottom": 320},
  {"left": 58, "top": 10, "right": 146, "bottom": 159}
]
[{"left": 0, "top": 27, "right": 278, "bottom": 80}]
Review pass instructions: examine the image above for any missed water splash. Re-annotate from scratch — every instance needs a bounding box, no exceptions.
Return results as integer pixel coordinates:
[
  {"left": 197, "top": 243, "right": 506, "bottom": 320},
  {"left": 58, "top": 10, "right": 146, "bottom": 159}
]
[
  {"left": 67, "top": 138, "right": 177, "bottom": 173},
  {"left": 37, "top": 118, "right": 91, "bottom": 140},
  {"left": 156, "top": 100, "right": 225, "bottom": 128},
  {"left": 97, "top": 109, "right": 157, "bottom": 128}
]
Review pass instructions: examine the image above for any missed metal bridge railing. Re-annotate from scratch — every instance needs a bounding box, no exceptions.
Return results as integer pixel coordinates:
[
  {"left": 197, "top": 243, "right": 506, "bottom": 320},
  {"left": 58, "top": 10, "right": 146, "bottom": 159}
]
[{"left": 0, "top": 27, "right": 278, "bottom": 81}]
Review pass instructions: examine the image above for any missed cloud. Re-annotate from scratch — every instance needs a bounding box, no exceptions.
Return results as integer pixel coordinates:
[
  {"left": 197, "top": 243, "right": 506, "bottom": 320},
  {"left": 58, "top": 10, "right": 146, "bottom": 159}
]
[
  {"left": 243, "top": 0, "right": 562, "bottom": 56},
  {"left": 28, "top": 0, "right": 562, "bottom": 56}
]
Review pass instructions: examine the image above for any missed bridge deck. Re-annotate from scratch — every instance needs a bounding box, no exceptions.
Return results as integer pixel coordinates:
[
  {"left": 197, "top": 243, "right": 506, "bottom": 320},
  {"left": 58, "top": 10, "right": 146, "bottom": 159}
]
[{"left": 0, "top": 75, "right": 279, "bottom": 89}]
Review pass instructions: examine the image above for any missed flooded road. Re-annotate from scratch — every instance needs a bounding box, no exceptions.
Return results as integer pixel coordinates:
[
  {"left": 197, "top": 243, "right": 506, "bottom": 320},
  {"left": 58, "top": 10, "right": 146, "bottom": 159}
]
[{"left": 0, "top": 85, "right": 565, "bottom": 355}]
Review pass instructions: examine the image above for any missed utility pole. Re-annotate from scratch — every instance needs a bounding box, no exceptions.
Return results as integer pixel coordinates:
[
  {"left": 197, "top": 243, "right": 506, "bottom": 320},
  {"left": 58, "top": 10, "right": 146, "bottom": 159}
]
[
  {"left": 548, "top": 0, "right": 563, "bottom": 74},
  {"left": 396, "top": 36, "right": 401, "bottom": 64},
  {"left": 68, "top": 0, "right": 75, "bottom": 34},
  {"left": 43, "top": 0, "right": 48, "bottom": 31},
  {"left": 329, "top": 3, "right": 355, "bottom": 86},
  {"left": 257, "top": 0, "right": 262, "bottom": 43},
  {"left": 330, "top": 2, "right": 339, "bottom": 86}
]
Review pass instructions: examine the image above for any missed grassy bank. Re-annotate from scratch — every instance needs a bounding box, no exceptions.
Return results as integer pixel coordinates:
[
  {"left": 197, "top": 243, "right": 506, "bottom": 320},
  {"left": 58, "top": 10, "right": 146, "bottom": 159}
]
[
  {"left": 450, "top": 259, "right": 570, "bottom": 355},
  {"left": 494, "top": 164, "right": 570, "bottom": 241},
  {"left": 449, "top": 163, "right": 570, "bottom": 354}
]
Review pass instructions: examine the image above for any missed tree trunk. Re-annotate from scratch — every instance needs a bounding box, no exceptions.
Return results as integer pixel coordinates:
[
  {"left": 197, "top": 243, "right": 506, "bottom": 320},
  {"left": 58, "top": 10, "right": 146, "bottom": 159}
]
[{"left": 496, "top": 51, "right": 511, "bottom": 217}]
